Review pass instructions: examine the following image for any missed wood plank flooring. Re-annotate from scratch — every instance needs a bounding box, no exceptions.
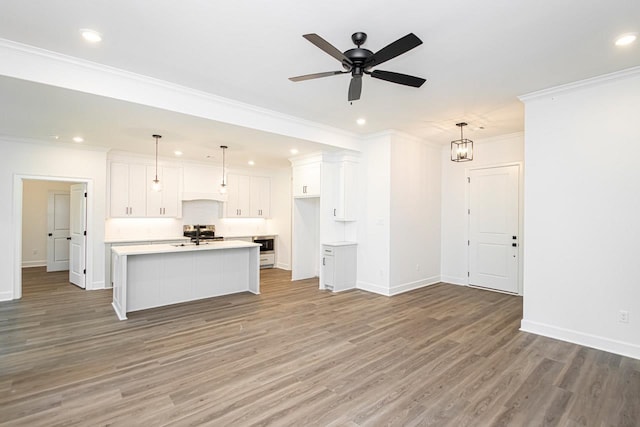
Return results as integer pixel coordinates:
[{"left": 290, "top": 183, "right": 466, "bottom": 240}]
[{"left": 1, "top": 267, "right": 639, "bottom": 426}]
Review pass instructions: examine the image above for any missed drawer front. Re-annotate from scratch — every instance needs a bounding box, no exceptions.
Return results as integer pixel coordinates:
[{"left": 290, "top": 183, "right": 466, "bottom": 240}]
[{"left": 259, "top": 253, "right": 275, "bottom": 267}]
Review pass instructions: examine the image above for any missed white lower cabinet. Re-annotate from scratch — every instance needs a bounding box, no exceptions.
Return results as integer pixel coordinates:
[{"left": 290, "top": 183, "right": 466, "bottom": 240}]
[
  {"left": 105, "top": 238, "right": 189, "bottom": 288},
  {"left": 322, "top": 242, "right": 357, "bottom": 292}
]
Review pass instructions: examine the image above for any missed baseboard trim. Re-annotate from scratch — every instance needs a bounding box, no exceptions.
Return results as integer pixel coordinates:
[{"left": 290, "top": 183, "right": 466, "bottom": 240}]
[
  {"left": 276, "top": 262, "right": 291, "bottom": 271},
  {"left": 90, "top": 280, "right": 106, "bottom": 290},
  {"left": 440, "top": 275, "right": 468, "bottom": 286},
  {"left": 388, "top": 276, "right": 441, "bottom": 296},
  {"left": 357, "top": 281, "right": 390, "bottom": 296},
  {"left": 520, "top": 319, "right": 640, "bottom": 360},
  {"left": 22, "top": 260, "right": 46, "bottom": 268},
  {"left": 357, "top": 276, "right": 441, "bottom": 297},
  {"left": 0, "top": 290, "right": 14, "bottom": 301}
]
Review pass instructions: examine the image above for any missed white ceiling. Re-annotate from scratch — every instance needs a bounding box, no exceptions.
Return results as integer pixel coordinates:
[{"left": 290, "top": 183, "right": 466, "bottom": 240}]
[{"left": 0, "top": 0, "right": 638, "bottom": 167}]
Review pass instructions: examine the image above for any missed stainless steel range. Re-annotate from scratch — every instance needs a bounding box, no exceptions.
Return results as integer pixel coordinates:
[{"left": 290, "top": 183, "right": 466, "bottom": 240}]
[{"left": 183, "top": 225, "right": 224, "bottom": 245}]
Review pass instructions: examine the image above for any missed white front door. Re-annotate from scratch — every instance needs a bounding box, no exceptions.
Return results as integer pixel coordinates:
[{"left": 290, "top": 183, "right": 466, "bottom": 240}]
[
  {"left": 468, "top": 165, "right": 519, "bottom": 294},
  {"left": 46, "top": 191, "right": 70, "bottom": 272},
  {"left": 69, "top": 184, "right": 87, "bottom": 288}
]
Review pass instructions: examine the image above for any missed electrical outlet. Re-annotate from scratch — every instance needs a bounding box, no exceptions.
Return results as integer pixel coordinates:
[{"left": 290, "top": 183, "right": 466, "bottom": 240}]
[{"left": 618, "top": 310, "right": 629, "bottom": 324}]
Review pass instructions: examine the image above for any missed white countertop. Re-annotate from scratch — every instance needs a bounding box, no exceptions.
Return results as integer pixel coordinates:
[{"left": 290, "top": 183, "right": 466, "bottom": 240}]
[
  {"left": 112, "top": 239, "right": 260, "bottom": 256},
  {"left": 105, "top": 236, "right": 190, "bottom": 244},
  {"left": 323, "top": 241, "right": 358, "bottom": 247}
]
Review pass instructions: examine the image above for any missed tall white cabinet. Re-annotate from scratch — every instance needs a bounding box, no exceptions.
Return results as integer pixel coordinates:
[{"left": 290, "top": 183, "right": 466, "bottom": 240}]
[{"left": 290, "top": 152, "right": 360, "bottom": 285}]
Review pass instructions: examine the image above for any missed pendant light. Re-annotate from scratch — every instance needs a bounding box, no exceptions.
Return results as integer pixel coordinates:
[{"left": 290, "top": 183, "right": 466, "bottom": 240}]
[
  {"left": 151, "top": 134, "right": 162, "bottom": 191},
  {"left": 219, "top": 145, "right": 228, "bottom": 194},
  {"left": 450, "top": 122, "right": 473, "bottom": 162}
]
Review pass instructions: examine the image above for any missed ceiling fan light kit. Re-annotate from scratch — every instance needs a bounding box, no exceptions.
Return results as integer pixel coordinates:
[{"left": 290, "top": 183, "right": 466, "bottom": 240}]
[
  {"left": 289, "top": 31, "right": 426, "bottom": 101},
  {"left": 451, "top": 122, "right": 473, "bottom": 162}
]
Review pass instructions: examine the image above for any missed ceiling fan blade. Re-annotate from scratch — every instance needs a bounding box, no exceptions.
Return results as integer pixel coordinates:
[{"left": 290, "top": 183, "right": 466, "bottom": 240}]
[
  {"left": 303, "top": 34, "right": 353, "bottom": 66},
  {"left": 348, "top": 76, "right": 362, "bottom": 101},
  {"left": 366, "top": 33, "right": 423, "bottom": 67},
  {"left": 289, "top": 71, "right": 346, "bottom": 82},
  {"left": 370, "top": 70, "right": 426, "bottom": 88}
]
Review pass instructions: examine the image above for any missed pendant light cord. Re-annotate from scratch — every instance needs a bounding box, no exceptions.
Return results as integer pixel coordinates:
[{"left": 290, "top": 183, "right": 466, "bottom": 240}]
[{"left": 155, "top": 137, "right": 159, "bottom": 181}]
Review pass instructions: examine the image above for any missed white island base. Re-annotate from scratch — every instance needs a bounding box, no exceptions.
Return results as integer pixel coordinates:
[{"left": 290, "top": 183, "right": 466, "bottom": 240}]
[{"left": 112, "top": 241, "right": 260, "bottom": 320}]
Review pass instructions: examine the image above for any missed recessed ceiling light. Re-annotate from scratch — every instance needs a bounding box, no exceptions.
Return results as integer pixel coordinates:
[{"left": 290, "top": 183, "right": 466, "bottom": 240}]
[
  {"left": 290, "top": 148, "right": 299, "bottom": 155},
  {"left": 50, "top": 135, "right": 59, "bottom": 140},
  {"left": 248, "top": 160, "right": 255, "bottom": 166},
  {"left": 80, "top": 29, "right": 102, "bottom": 43},
  {"left": 356, "top": 118, "right": 366, "bottom": 126},
  {"left": 174, "top": 150, "right": 183, "bottom": 156},
  {"left": 72, "top": 136, "right": 84, "bottom": 143},
  {"left": 615, "top": 33, "right": 637, "bottom": 46}
]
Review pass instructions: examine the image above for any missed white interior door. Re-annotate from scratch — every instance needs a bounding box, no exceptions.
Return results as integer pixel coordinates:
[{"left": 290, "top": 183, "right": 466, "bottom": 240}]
[
  {"left": 69, "top": 184, "right": 87, "bottom": 288},
  {"left": 46, "top": 191, "right": 70, "bottom": 272},
  {"left": 468, "top": 165, "right": 519, "bottom": 293}
]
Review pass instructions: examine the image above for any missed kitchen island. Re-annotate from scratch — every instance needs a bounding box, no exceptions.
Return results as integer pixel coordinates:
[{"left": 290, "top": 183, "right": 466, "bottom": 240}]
[{"left": 111, "top": 240, "right": 260, "bottom": 320}]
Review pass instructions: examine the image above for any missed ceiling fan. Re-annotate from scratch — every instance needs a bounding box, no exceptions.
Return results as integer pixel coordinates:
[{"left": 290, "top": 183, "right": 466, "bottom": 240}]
[{"left": 289, "top": 32, "right": 426, "bottom": 102}]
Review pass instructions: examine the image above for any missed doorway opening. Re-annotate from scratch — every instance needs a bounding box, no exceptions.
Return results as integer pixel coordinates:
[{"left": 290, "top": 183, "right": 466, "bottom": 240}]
[{"left": 13, "top": 175, "right": 92, "bottom": 300}]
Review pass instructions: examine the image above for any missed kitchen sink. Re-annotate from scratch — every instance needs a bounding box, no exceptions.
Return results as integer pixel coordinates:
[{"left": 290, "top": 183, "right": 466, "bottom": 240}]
[{"left": 171, "top": 242, "right": 212, "bottom": 247}]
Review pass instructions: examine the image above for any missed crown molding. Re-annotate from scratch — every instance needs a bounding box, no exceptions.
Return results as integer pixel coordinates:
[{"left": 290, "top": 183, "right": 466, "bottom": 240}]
[{"left": 518, "top": 66, "right": 640, "bottom": 102}]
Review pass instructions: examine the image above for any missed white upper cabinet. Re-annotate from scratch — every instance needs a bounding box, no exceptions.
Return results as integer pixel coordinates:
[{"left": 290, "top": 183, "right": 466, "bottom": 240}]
[
  {"left": 146, "top": 166, "right": 180, "bottom": 217},
  {"left": 225, "top": 174, "right": 271, "bottom": 218},
  {"left": 250, "top": 176, "right": 271, "bottom": 218},
  {"left": 292, "top": 162, "right": 321, "bottom": 197},
  {"left": 226, "top": 173, "right": 252, "bottom": 217},
  {"left": 333, "top": 161, "right": 358, "bottom": 221},
  {"left": 110, "top": 162, "right": 147, "bottom": 217},
  {"left": 109, "top": 161, "right": 180, "bottom": 218}
]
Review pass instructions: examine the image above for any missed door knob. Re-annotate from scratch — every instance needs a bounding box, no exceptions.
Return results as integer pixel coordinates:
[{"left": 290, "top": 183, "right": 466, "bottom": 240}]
[{"left": 48, "top": 233, "right": 52, "bottom": 237}]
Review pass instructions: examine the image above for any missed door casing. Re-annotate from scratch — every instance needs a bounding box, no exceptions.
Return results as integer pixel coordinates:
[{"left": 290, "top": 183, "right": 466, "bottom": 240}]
[{"left": 12, "top": 175, "right": 93, "bottom": 300}]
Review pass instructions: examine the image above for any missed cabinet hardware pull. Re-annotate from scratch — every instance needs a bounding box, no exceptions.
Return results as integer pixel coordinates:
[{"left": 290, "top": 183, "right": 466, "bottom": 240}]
[{"left": 334, "top": 208, "right": 336, "bottom": 216}]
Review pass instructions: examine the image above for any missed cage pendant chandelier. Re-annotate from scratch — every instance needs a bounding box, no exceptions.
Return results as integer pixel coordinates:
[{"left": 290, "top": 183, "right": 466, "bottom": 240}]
[{"left": 451, "top": 122, "right": 473, "bottom": 162}]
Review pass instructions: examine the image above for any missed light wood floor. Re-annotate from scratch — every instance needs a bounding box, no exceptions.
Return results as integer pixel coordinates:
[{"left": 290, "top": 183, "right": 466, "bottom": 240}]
[{"left": 1, "top": 268, "right": 639, "bottom": 426}]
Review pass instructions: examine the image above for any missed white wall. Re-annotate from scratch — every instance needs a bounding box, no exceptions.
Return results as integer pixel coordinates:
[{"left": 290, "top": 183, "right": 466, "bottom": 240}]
[
  {"left": 356, "top": 134, "right": 391, "bottom": 294},
  {"left": 389, "top": 133, "right": 442, "bottom": 294},
  {"left": 1, "top": 138, "right": 107, "bottom": 300},
  {"left": 267, "top": 168, "right": 292, "bottom": 270},
  {"left": 520, "top": 69, "right": 640, "bottom": 359},
  {"left": 440, "top": 133, "right": 524, "bottom": 285},
  {"left": 21, "top": 180, "right": 73, "bottom": 267}
]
